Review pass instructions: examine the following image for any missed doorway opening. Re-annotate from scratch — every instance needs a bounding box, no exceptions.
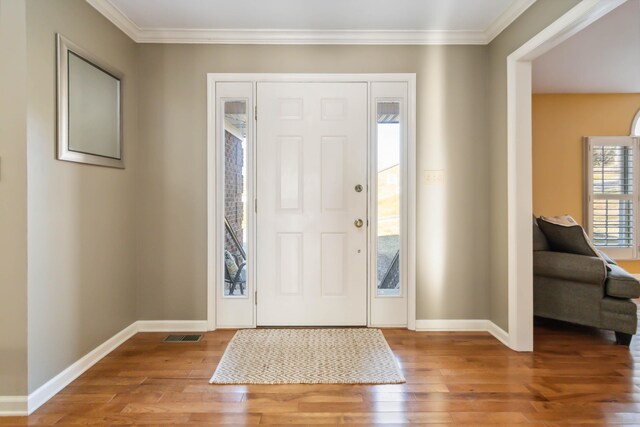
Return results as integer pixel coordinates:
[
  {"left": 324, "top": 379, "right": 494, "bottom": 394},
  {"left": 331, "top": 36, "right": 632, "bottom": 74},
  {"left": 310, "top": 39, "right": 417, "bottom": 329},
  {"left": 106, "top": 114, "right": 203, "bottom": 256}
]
[{"left": 508, "top": 0, "right": 625, "bottom": 351}]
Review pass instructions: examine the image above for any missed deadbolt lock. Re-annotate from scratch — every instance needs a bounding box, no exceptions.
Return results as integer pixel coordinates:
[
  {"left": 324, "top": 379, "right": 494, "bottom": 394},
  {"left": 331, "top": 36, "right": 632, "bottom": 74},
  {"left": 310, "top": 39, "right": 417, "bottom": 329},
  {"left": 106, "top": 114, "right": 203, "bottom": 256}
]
[
  {"left": 354, "top": 218, "right": 364, "bottom": 228},
  {"left": 355, "top": 184, "right": 363, "bottom": 192}
]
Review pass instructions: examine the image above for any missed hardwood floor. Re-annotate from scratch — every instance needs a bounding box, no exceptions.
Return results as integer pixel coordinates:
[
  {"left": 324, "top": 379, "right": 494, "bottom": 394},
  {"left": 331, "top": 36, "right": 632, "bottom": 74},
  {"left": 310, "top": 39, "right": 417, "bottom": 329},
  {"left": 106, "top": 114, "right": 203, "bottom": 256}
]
[{"left": 3, "top": 318, "right": 640, "bottom": 425}]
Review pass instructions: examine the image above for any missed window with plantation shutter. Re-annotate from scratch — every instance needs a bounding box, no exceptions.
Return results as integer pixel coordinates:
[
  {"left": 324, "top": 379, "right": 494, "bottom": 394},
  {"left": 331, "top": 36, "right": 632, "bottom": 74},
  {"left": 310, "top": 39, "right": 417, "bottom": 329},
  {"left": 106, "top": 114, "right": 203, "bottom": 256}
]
[{"left": 585, "top": 136, "right": 639, "bottom": 260}]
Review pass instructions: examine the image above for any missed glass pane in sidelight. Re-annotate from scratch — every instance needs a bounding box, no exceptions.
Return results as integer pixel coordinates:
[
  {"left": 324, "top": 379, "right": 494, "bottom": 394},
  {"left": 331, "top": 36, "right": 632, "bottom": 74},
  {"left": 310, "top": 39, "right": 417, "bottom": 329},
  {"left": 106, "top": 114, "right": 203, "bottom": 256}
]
[
  {"left": 223, "top": 100, "right": 248, "bottom": 297},
  {"left": 376, "top": 101, "right": 401, "bottom": 297}
]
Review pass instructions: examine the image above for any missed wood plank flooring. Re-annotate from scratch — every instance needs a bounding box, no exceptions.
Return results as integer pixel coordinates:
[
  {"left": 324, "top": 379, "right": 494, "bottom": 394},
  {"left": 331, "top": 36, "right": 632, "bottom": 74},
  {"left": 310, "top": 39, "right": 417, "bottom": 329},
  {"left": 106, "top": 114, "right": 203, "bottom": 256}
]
[{"left": 3, "top": 317, "right": 640, "bottom": 425}]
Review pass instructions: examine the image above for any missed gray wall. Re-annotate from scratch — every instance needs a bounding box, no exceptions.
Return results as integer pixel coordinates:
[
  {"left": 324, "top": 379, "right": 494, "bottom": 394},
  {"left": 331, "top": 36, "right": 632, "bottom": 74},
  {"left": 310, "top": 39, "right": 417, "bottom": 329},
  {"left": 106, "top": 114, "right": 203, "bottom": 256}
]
[
  {"left": 487, "top": 0, "right": 581, "bottom": 330},
  {"left": 25, "top": 0, "right": 139, "bottom": 392},
  {"left": 1, "top": 0, "right": 590, "bottom": 397},
  {"left": 136, "top": 44, "right": 492, "bottom": 321},
  {"left": 0, "top": 0, "right": 29, "bottom": 397}
]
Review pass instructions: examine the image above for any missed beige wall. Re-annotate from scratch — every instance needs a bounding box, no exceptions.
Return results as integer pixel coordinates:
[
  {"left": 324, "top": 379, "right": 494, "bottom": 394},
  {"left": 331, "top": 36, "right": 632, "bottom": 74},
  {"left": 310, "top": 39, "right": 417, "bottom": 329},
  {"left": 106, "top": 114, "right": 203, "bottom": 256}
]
[
  {"left": 136, "top": 44, "right": 492, "bottom": 321},
  {"left": 25, "top": 0, "right": 139, "bottom": 392},
  {"left": 0, "top": 1, "right": 593, "bottom": 397},
  {"left": 533, "top": 93, "right": 640, "bottom": 273},
  {"left": 0, "top": 0, "right": 29, "bottom": 396},
  {"left": 487, "top": 0, "right": 581, "bottom": 331}
]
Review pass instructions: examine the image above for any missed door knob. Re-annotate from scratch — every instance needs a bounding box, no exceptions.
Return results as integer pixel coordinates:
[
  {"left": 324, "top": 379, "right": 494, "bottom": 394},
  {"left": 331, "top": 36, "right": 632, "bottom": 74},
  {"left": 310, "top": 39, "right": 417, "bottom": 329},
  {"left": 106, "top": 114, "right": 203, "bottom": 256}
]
[
  {"left": 354, "top": 219, "right": 364, "bottom": 228},
  {"left": 355, "top": 184, "right": 363, "bottom": 193}
]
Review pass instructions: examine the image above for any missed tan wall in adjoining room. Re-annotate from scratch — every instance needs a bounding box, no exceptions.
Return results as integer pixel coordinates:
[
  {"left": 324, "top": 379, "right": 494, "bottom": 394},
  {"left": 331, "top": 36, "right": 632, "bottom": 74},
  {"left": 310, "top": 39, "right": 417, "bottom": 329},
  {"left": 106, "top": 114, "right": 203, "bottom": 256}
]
[
  {"left": 533, "top": 93, "right": 640, "bottom": 273},
  {"left": 25, "top": 0, "right": 139, "bottom": 393},
  {"left": 136, "top": 44, "right": 492, "bottom": 322},
  {"left": 487, "top": 0, "right": 581, "bottom": 331}
]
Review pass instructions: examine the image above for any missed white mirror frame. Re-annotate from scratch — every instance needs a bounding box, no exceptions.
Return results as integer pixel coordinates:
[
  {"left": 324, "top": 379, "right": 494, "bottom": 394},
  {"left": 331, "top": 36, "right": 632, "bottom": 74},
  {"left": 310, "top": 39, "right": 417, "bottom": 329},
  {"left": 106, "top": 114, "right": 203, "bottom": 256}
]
[{"left": 56, "top": 33, "right": 124, "bottom": 169}]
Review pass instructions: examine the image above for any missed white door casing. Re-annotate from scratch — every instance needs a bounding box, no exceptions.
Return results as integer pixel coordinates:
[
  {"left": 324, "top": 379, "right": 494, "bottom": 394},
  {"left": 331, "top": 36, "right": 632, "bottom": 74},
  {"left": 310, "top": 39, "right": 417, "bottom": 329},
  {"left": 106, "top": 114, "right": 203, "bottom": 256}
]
[
  {"left": 214, "top": 81, "right": 255, "bottom": 328},
  {"left": 369, "top": 81, "right": 409, "bottom": 327},
  {"left": 506, "top": 0, "right": 625, "bottom": 351},
  {"left": 256, "top": 82, "right": 368, "bottom": 326},
  {"left": 208, "top": 73, "right": 416, "bottom": 331}
]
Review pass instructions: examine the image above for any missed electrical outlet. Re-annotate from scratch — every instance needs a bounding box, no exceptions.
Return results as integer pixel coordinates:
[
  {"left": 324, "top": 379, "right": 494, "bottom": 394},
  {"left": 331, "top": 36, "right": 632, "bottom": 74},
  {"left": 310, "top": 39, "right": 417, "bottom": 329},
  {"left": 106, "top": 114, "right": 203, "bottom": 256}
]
[{"left": 424, "top": 170, "right": 445, "bottom": 186}]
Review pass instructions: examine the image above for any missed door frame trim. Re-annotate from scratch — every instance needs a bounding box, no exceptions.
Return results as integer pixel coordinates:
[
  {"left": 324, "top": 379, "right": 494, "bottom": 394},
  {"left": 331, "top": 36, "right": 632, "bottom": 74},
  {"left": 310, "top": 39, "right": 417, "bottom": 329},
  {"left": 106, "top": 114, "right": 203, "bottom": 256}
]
[
  {"left": 207, "top": 73, "right": 417, "bottom": 331},
  {"left": 506, "top": 0, "right": 624, "bottom": 350}
]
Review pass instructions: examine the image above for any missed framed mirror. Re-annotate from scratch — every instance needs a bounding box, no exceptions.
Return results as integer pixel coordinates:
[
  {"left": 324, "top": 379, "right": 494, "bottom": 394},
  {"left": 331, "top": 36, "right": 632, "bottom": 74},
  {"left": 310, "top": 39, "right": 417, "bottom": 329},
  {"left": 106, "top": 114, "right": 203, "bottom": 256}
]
[{"left": 56, "top": 34, "right": 124, "bottom": 168}]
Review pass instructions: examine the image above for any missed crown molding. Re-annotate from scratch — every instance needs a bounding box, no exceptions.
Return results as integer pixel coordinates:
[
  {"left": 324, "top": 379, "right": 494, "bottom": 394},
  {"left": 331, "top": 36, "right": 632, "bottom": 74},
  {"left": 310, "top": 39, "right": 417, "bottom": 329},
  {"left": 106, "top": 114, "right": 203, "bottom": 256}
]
[
  {"left": 135, "top": 28, "right": 488, "bottom": 45},
  {"left": 485, "top": 0, "right": 537, "bottom": 42},
  {"left": 87, "top": 0, "right": 537, "bottom": 45},
  {"left": 86, "top": 0, "right": 141, "bottom": 41}
]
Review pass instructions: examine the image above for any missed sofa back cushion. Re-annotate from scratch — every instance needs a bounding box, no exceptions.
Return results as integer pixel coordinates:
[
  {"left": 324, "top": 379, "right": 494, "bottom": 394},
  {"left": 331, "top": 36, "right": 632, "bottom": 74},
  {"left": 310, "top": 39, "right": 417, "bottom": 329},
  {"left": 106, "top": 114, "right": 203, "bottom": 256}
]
[
  {"left": 537, "top": 215, "right": 602, "bottom": 258},
  {"left": 533, "top": 216, "right": 550, "bottom": 251}
]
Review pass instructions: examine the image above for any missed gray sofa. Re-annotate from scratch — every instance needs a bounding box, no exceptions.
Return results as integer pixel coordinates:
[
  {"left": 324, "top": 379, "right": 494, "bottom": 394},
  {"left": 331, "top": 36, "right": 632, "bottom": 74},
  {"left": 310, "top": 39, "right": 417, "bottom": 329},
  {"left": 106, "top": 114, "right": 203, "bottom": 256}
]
[{"left": 533, "top": 218, "right": 640, "bottom": 345}]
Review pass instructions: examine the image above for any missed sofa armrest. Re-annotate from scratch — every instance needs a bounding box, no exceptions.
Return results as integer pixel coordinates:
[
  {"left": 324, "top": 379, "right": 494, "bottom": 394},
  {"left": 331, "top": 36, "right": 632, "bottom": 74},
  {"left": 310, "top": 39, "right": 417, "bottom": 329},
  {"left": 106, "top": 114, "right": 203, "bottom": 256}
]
[
  {"left": 534, "top": 251, "right": 606, "bottom": 285},
  {"left": 605, "top": 264, "right": 640, "bottom": 299}
]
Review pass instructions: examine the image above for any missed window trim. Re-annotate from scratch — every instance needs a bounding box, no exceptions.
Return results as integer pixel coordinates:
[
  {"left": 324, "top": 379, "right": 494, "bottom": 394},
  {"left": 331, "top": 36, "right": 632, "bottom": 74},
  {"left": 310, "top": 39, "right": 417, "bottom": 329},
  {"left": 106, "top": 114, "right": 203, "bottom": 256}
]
[
  {"left": 369, "top": 82, "right": 411, "bottom": 327},
  {"left": 631, "top": 109, "right": 640, "bottom": 137},
  {"left": 584, "top": 136, "right": 639, "bottom": 260}
]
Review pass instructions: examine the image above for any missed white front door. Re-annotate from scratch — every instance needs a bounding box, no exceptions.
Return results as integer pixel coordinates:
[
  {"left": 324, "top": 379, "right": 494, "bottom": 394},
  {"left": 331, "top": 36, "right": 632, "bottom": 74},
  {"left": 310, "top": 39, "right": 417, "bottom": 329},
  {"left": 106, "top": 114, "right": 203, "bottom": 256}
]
[{"left": 256, "top": 82, "right": 368, "bottom": 326}]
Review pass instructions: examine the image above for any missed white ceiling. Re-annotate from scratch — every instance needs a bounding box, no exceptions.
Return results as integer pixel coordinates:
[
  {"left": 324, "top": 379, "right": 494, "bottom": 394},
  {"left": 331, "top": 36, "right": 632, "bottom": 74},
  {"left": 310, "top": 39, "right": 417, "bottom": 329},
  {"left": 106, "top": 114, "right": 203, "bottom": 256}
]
[
  {"left": 533, "top": 0, "right": 640, "bottom": 93},
  {"left": 87, "top": 0, "right": 536, "bottom": 44}
]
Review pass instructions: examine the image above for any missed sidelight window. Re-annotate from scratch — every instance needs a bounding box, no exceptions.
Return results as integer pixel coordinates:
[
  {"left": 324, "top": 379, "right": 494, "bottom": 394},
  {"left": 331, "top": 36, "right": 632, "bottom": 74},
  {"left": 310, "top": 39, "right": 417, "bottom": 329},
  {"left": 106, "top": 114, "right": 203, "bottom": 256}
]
[
  {"left": 223, "top": 100, "right": 249, "bottom": 297},
  {"left": 376, "top": 101, "right": 402, "bottom": 297}
]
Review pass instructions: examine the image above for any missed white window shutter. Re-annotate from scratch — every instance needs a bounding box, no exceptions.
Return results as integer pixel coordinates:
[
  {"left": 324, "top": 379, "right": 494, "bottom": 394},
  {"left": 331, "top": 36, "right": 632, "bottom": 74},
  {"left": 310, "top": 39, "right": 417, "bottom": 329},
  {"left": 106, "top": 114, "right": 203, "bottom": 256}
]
[{"left": 585, "top": 136, "right": 638, "bottom": 260}]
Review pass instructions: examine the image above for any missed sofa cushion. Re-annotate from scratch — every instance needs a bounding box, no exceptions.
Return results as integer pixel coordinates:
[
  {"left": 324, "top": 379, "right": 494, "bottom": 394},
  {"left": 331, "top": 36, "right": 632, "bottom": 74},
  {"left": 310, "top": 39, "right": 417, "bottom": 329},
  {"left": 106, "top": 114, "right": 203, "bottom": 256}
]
[
  {"left": 537, "top": 215, "right": 602, "bottom": 258},
  {"left": 605, "top": 264, "right": 640, "bottom": 299},
  {"left": 598, "top": 250, "right": 617, "bottom": 266},
  {"left": 533, "top": 216, "right": 550, "bottom": 251},
  {"left": 534, "top": 251, "right": 606, "bottom": 285}
]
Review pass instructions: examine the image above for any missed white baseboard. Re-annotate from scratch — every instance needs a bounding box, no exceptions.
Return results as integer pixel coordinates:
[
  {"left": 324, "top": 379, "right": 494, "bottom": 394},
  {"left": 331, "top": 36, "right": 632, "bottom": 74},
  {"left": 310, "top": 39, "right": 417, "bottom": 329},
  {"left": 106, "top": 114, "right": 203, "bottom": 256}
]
[
  {"left": 415, "top": 319, "right": 489, "bottom": 331},
  {"left": 17, "top": 319, "right": 208, "bottom": 416},
  {"left": 137, "top": 320, "right": 208, "bottom": 332},
  {"left": 0, "top": 396, "right": 28, "bottom": 416},
  {"left": 486, "top": 321, "right": 510, "bottom": 347},
  {"left": 415, "top": 319, "right": 511, "bottom": 348},
  {"left": 27, "top": 322, "right": 139, "bottom": 414}
]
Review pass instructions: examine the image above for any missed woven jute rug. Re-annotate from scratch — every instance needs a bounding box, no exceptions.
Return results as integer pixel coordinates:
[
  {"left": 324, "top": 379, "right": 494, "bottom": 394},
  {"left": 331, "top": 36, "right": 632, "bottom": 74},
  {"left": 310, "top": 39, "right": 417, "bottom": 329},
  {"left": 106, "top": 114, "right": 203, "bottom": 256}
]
[{"left": 209, "top": 328, "right": 405, "bottom": 384}]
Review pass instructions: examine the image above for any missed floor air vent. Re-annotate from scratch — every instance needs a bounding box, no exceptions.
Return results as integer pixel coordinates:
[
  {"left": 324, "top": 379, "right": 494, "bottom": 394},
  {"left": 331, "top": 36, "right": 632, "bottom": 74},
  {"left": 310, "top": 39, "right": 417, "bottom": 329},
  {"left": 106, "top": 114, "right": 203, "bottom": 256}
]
[{"left": 163, "top": 334, "right": 202, "bottom": 343}]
